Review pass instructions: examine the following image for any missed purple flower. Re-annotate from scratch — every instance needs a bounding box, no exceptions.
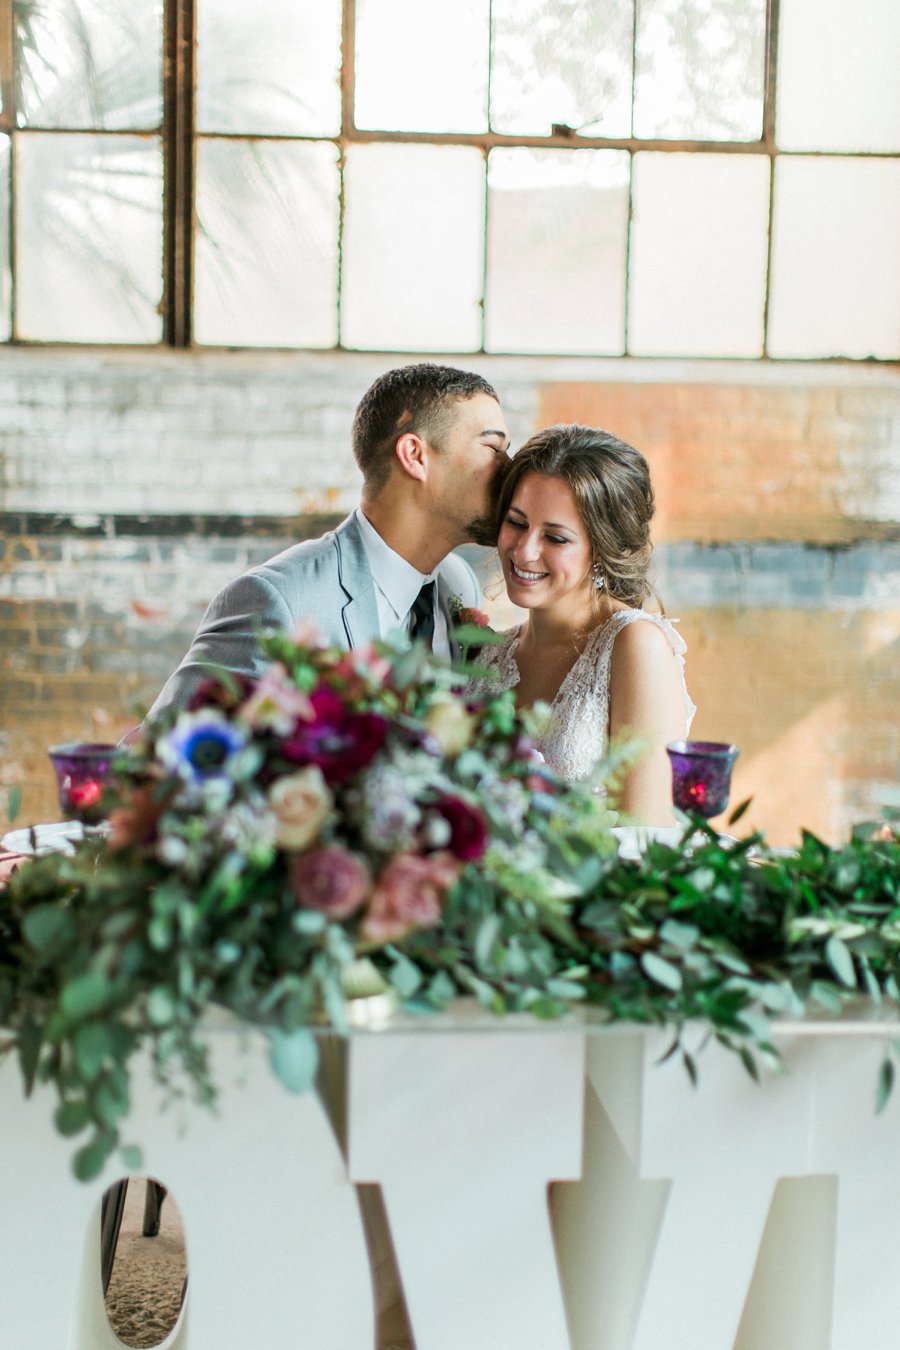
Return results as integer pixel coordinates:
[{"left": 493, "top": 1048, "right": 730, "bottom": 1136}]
[
  {"left": 431, "top": 795, "right": 488, "bottom": 862},
  {"left": 157, "top": 710, "right": 247, "bottom": 783},
  {"left": 289, "top": 846, "right": 370, "bottom": 920},
  {"left": 281, "top": 685, "right": 388, "bottom": 784}
]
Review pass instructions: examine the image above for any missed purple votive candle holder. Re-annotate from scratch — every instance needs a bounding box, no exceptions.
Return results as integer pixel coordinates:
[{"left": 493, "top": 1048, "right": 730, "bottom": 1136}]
[
  {"left": 48, "top": 743, "right": 123, "bottom": 825},
  {"left": 666, "top": 740, "right": 739, "bottom": 819}
]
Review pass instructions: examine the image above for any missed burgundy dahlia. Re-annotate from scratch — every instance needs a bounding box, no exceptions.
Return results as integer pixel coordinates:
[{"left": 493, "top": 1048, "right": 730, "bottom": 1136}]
[{"left": 432, "top": 794, "right": 488, "bottom": 862}]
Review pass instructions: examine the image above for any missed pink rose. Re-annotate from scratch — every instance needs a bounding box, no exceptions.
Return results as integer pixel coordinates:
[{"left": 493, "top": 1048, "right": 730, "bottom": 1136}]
[
  {"left": 360, "top": 851, "right": 460, "bottom": 945},
  {"left": 289, "top": 846, "right": 370, "bottom": 920}
]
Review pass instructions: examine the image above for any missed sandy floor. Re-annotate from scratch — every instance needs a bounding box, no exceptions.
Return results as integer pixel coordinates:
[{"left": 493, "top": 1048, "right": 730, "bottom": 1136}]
[{"left": 104, "top": 1180, "right": 187, "bottom": 1348}]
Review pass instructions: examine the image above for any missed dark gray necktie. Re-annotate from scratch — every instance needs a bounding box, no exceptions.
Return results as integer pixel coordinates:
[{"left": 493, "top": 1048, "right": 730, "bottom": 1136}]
[{"left": 408, "top": 581, "right": 435, "bottom": 650}]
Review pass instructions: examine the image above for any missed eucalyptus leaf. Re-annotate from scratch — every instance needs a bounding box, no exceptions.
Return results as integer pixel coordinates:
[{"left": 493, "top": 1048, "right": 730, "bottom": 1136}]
[
  {"left": 825, "top": 936, "right": 857, "bottom": 990},
  {"left": 641, "top": 952, "right": 683, "bottom": 992},
  {"left": 876, "top": 1056, "right": 895, "bottom": 1114},
  {"left": 269, "top": 1028, "right": 319, "bottom": 1094},
  {"left": 659, "top": 919, "right": 699, "bottom": 951},
  {"left": 73, "top": 1131, "right": 116, "bottom": 1183},
  {"left": 389, "top": 955, "right": 423, "bottom": 1001},
  {"left": 147, "top": 988, "right": 177, "bottom": 1027},
  {"left": 6, "top": 784, "right": 21, "bottom": 823},
  {"left": 22, "top": 906, "right": 77, "bottom": 956},
  {"left": 55, "top": 1100, "right": 90, "bottom": 1137},
  {"left": 59, "top": 977, "right": 112, "bottom": 1015},
  {"left": 475, "top": 914, "right": 502, "bottom": 971},
  {"left": 74, "top": 1023, "right": 113, "bottom": 1082}
]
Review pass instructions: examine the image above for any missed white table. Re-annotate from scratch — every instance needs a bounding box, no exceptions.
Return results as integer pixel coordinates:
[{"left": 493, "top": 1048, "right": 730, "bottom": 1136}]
[{"left": 1, "top": 1004, "right": 898, "bottom": 1349}]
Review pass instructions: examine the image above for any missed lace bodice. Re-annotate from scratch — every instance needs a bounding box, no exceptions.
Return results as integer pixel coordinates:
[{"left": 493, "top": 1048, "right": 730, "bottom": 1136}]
[{"left": 469, "top": 610, "right": 696, "bottom": 782}]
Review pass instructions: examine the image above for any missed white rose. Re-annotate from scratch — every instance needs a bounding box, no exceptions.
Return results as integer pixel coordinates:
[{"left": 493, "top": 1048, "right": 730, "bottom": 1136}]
[{"left": 268, "top": 767, "right": 333, "bottom": 850}]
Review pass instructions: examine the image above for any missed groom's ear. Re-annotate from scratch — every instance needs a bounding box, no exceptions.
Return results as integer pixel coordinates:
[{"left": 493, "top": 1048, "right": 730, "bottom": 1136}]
[{"left": 395, "top": 430, "right": 428, "bottom": 482}]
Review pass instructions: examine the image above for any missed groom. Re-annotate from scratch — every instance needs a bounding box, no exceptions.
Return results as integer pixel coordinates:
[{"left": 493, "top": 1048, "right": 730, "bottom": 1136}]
[{"left": 147, "top": 363, "right": 510, "bottom": 720}]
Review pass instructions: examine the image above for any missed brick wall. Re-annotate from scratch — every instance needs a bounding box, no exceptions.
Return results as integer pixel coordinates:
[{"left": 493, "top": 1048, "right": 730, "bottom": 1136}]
[{"left": 2, "top": 348, "right": 898, "bottom": 845}]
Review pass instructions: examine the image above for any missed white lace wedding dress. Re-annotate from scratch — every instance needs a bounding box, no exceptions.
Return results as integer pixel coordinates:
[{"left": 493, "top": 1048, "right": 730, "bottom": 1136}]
[{"left": 469, "top": 609, "right": 696, "bottom": 782}]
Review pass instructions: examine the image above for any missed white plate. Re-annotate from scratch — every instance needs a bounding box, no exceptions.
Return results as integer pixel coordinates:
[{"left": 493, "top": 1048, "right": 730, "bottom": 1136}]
[{"left": 1, "top": 822, "right": 85, "bottom": 856}]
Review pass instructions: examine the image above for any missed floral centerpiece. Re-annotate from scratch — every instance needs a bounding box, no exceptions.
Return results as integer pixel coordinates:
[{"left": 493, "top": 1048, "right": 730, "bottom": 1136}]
[
  {"left": 2, "top": 624, "right": 900, "bottom": 1181},
  {"left": 0, "top": 625, "right": 618, "bottom": 1179}
]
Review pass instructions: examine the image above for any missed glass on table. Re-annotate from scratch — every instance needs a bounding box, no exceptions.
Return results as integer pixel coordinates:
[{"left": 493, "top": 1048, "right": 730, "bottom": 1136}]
[{"left": 666, "top": 740, "right": 739, "bottom": 820}]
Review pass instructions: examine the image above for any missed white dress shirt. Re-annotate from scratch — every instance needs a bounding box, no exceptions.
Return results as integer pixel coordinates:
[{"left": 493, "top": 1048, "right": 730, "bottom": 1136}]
[{"left": 354, "top": 509, "right": 451, "bottom": 658}]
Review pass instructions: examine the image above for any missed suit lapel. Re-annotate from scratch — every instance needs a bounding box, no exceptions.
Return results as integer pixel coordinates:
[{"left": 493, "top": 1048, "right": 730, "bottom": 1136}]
[
  {"left": 334, "top": 516, "right": 380, "bottom": 649},
  {"left": 436, "top": 572, "right": 461, "bottom": 662}
]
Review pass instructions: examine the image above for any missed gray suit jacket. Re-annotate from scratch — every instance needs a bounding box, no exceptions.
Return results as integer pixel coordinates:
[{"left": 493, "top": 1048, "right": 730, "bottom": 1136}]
[{"left": 148, "top": 513, "right": 481, "bottom": 720}]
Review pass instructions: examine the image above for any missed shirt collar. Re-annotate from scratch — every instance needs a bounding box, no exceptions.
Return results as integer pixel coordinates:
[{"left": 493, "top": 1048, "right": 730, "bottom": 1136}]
[{"left": 355, "top": 508, "right": 437, "bottom": 622}]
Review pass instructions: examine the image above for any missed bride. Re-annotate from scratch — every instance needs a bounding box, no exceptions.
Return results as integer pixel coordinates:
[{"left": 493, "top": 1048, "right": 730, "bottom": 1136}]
[{"left": 470, "top": 424, "right": 695, "bottom": 826}]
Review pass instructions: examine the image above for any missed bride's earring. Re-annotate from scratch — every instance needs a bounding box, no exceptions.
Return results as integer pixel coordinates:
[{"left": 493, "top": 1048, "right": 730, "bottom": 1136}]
[{"left": 591, "top": 563, "right": 605, "bottom": 593}]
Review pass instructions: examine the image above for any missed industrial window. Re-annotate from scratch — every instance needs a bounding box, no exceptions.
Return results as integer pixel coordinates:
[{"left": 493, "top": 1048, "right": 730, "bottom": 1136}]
[{"left": 1, "top": 0, "right": 898, "bottom": 358}]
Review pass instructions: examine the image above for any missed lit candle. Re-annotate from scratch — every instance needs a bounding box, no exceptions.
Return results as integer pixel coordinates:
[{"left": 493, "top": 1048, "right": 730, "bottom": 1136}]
[{"left": 666, "top": 741, "right": 739, "bottom": 820}]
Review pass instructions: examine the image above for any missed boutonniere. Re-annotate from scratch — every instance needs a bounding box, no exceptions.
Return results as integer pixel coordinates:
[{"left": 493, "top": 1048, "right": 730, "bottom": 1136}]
[{"left": 448, "top": 596, "right": 503, "bottom": 658}]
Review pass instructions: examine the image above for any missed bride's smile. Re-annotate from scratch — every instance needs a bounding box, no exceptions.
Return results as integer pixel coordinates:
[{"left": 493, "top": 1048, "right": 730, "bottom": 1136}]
[{"left": 498, "top": 473, "right": 597, "bottom": 630}]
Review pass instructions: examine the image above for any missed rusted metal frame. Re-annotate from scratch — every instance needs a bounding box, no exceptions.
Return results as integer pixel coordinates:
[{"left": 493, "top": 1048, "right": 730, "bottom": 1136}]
[
  {"left": 0, "top": 0, "right": 12, "bottom": 130},
  {"left": 761, "top": 0, "right": 781, "bottom": 357},
  {"left": 342, "top": 125, "right": 774, "bottom": 155},
  {"left": 622, "top": 0, "right": 638, "bottom": 355},
  {"left": 0, "top": 0, "right": 14, "bottom": 338},
  {"left": 163, "top": 0, "right": 195, "bottom": 347},
  {"left": 478, "top": 0, "right": 495, "bottom": 351},
  {"left": 337, "top": 0, "right": 356, "bottom": 348}
]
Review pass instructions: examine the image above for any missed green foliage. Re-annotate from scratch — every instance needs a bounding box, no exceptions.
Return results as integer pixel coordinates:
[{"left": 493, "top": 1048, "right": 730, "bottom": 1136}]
[
  {"left": 2, "top": 624, "right": 899, "bottom": 1177},
  {"left": 571, "top": 814, "right": 900, "bottom": 1094}
]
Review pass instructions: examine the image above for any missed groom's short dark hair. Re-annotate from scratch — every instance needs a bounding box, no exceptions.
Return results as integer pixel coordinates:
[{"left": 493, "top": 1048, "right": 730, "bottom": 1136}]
[{"left": 352, "top": 363, "right": 498, "bottom": 494}]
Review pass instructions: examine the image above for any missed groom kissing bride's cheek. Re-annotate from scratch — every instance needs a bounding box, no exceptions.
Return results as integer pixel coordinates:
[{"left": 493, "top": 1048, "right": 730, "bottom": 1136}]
[
  {"left": 147, "top": 364, "right": 692, "bottom": 828},
  {"left": 146, "top": 361, "right": 511, "bottom": 721}
]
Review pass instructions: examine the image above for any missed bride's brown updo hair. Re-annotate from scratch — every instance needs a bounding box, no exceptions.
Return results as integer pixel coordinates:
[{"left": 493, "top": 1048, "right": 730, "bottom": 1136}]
[{"left": 496, "top": 424, "right": 659, "bottom": 609}]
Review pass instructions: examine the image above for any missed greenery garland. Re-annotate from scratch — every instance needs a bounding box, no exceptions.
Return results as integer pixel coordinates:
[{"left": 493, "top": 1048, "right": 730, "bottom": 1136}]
[{"left": 1, "top": 628, "right": 898, "bottom": 1180}]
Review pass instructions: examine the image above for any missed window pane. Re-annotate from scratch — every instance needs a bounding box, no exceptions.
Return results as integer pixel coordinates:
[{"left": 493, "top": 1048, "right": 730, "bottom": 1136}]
[
  {"left": 490, "top": 0, "right": 631, "bottom": 138},
  {"left": 197, "top": 0, "right": 341, "bottom": 136},
  {"left": 485, "top": 149, "right": 628, "bottom": 354},
  {"left": 16, "top": 133, "right": 163, "bottom": 342},
  {"left": 194, "top": 140, "right": 339, "bottom": 348},
  {"left": 628, "top": 152, "right": 769, "bottom": 356},
  {"left": 634, "top": 0, "right": 766, "bottom": 141},
  {"left": 0, "top": 137, "right": 9, "bottom": 340},
  {"left": 355, "top": 0, "right": 489, "bottom": 132},
  {"left": 15, "top": 0, "right": 163, "bottom": 130},
  {"left": 342, "top": 144, "right": 484, "bottom": 350},
  {"left": 768, "top": 158, "right": 900, "bottom": 359},
  {"left": 776, "top": 0, "right": 900, "bottom": 152}
]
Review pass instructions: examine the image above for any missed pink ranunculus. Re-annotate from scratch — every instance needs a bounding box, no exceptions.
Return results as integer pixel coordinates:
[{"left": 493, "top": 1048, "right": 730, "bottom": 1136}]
[
  {"left": 360, "top": 851, "right": 460, "bottom": 945},
  {"left": 432, "top": 794, "right": 488, "bottom": 862},
  {"left": 238, "top": 663, "right": 314, "bottom": 734},
  {"left": 289, "top": 846, "right": 371, "bottom": 921},
  {"left": 281, "top": 684, "right": 388, "bottom": 783}
]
